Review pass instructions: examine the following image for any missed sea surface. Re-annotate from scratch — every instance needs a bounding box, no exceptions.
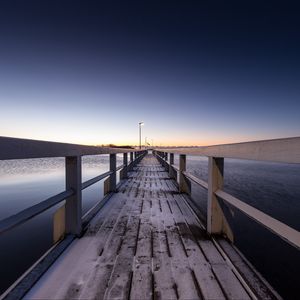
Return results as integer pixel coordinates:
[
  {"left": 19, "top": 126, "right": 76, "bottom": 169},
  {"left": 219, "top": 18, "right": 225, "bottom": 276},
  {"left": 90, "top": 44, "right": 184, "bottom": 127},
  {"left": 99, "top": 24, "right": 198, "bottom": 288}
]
[{"left": 0, "top": 154, "right": 299, "bottom": 298}]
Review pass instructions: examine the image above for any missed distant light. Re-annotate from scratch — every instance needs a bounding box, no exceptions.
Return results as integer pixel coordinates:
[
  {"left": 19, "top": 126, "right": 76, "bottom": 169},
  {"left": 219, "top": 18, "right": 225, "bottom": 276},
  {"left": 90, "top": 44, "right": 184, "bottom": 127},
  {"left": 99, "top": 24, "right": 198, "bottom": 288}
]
[{"left": 139, "top": 122, "right": 144, "bottom": 126}]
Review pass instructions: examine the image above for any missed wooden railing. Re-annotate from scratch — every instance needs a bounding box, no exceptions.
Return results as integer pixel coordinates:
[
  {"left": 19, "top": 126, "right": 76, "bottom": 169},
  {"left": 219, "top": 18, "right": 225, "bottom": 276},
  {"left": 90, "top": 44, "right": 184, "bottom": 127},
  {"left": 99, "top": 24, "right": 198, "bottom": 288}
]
[
  {"left": 0, "top": 136, "right": 146, "bottom": 239},
  {"left": 153, "top": 137, "right": 300, "bottom": 250}
]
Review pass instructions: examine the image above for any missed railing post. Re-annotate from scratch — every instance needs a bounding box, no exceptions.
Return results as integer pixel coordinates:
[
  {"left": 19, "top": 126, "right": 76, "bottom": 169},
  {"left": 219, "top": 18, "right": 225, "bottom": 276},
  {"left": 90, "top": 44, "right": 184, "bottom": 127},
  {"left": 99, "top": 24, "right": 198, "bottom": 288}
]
[
  {"left": 65, "top": 156, "right": 82, "bottom": 236},
  {"left": 164, "top": 152, "right": 168, "bottom": 170},
  {"left": 130, "top": 152, "right": 133, "bottom": 164},
  {"left": 179, "top": 154, "right": 191, "bottom": 194},
  {"left": 207, "top": 157, "right": 233, "bottom": 239},
  {"left": 169, "top": 153, "right": 174, "bottom": 179},
  {"left": 109, "top": 153, "right": 117, "bottom": 192},
  {"left": 121, "top": 153, "right": 128, "bottom": 179}
]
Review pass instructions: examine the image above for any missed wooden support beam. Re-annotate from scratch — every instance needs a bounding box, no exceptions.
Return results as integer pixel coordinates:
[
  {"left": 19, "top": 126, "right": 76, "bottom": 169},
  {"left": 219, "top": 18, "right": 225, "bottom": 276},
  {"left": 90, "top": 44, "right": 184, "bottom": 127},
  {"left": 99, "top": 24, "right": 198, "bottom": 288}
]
[
  {"left": 207, "top": 157, "right": 233, "bottom": 240},
  {"left": 179, "top": 154, "right": 191, "bottom": 195},
  {"left": 65, "top": 156, "right": 82, "bottom": 236},
  {"left": 169, "top": 153, "right": 175, "bottom": 179},
  {"left": 109, "top": 154, "right": 117, "bottom": 192},
  {"left": 121, "top": 153, "right": 128, "bottom": 179},
  {"left": 130, "top": 152, "right": 133, "bottom": 162},
  {"left": 164, "top": 152, "right": 168, "bottom": 170}
]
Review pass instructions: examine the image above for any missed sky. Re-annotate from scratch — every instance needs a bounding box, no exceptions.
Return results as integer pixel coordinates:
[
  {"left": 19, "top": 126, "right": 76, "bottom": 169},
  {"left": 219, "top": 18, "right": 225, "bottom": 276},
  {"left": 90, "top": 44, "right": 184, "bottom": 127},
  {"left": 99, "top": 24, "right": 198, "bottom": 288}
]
[{"left": 0, "top": 1, "right": 299, "bottom": 146}]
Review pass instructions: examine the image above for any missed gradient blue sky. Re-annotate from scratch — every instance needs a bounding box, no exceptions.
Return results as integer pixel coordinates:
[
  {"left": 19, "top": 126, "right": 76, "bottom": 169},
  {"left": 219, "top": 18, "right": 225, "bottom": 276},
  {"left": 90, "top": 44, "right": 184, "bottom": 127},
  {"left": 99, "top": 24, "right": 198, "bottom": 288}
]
[{"left": 0, "top": 1, "right": 299, "bottom": 146}]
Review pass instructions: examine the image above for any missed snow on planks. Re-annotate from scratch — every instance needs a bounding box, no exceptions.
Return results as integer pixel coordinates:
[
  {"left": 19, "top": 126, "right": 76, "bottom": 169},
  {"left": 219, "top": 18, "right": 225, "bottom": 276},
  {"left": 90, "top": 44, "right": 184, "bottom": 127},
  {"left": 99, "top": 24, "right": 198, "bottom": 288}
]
[{"left": 25, "top": 154, "right": 274, "bottom": 300}]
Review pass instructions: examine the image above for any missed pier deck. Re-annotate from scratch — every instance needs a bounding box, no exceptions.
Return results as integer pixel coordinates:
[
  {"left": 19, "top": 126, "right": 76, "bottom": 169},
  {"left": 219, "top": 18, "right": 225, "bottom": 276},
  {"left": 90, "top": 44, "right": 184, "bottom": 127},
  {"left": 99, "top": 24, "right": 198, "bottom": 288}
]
[{"left": 24, "top": 154, "right": 277, "bottom": 300}]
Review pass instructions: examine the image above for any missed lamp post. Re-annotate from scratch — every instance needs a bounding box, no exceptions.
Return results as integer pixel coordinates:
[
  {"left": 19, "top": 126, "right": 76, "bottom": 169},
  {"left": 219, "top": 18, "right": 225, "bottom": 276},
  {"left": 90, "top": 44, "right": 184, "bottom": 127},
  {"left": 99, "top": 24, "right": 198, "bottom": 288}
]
[{"left": 139, "top": 122, "right": 144, "bottom": 149}]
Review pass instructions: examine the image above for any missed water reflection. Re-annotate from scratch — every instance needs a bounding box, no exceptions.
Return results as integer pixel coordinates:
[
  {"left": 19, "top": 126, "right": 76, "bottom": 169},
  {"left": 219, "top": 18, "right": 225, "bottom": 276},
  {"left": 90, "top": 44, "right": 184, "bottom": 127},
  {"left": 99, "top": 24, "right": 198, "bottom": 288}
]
[{"left": 0, "top": 155, "right": 111, "bottom": 294}]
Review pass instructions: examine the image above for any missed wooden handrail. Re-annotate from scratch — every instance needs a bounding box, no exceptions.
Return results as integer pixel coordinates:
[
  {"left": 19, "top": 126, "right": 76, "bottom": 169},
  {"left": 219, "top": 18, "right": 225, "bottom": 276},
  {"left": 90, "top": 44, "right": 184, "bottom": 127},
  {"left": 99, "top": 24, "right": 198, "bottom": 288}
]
[
  {"left": 0, "top": 149, "right": 147, "bottom": 236},
  {"left": 215, "top": 189, "right": 300, "bottom": 250},
  {"left": 0, "top": 136, "right": 143, "bottom": 160},
  {"left": 0, "top": 190, "right": 74, "bottom": 234},
  {"left": 153, "top": 143, "right": 300, "bottom": 250},
  {"left": 155, "top": 137, "right": 300, "bottom": 163},
  {"left": 182, "top": 171, "right": 208, "bottom": 189},
  {"left": 81, "top": 171, "right": 113, "bottom": 190}
]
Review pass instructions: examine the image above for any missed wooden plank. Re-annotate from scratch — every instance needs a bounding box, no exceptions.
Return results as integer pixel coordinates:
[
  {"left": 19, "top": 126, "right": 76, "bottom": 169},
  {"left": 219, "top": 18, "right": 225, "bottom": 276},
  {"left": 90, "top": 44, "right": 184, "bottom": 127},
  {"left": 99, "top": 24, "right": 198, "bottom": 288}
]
[
  {"left": 65, "top": 156, "right": 82, "bottom": 236},
  {"left": 183, "top": 171, "right": 208, "bottom": 189},
  {"left": 24, "top": 192, "right": 127, "bottom": 299},
  {"left": 78, "top": 196, "right": 134, "bottom": 299},
  {"left": 20, "top": 154, "right": 280, "bottom": 300},
  {"left": 167, "top": 194, "right": 226, "bottom": 299},
  {"left": 104, "top": 198, "right": 141, "bottom": 299},
  {"left": 174, "top": 194, "right": 251, "bottom": 299},
  {"left": 151, "top": 196, "right": 178, "bottom": 300},
  {"left": 159, "top": 193, "right": 200, "bottom": 299},
  {"left": 218, "top": 239, "right": 280, "bottom": 300},
  {"left": 81, "top": 171, "right": 112, "bottom": 190},
  {"left": 130, "top": 199, "right": 153, "bottom": 300},
  {"left": 53, "top": 204, "right": 65, "bottom": 243}
]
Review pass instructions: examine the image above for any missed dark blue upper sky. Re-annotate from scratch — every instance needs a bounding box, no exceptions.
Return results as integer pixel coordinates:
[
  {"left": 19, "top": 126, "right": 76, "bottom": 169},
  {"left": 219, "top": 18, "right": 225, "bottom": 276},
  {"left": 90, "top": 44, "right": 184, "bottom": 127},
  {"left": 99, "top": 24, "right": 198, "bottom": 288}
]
[{"left": 0, "top": 1, "right": 299, "bottom": 145}]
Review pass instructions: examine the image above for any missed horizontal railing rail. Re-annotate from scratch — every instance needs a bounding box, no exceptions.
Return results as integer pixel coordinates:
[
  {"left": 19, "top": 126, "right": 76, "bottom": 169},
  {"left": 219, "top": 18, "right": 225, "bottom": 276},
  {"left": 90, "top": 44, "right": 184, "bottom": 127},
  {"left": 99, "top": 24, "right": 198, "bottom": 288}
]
[
  {"left": 0, "top": 137, "right": 147, "bottom": 240},
  {"left": 156, "top": 137, "right": 300, "bottom": 163},
  {"left": 0, "top": 136, "right": 139, "bottom": 160},
  {"left": 0, "top": 190, "right": 74, "bottom": 234},
  {"left": 153, "top": 136, "right": 300, "bottom": 250},
  {"left": 81, "top": 171, "right": 113, "bottom": 190},
  {"left": 116, "top": 164, "right": 124, "bottom": 171},
  {"left": 183, "top": 171, "right": 208, "bottom": 189},
  {"left": 215, "top": 190, "right": 300, "bottom": 249}
]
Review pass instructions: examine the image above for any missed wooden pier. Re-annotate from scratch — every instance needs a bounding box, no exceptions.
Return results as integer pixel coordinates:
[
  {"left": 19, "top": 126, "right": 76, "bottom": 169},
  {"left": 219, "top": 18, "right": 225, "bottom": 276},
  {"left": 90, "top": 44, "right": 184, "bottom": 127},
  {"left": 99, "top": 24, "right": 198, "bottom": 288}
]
[
  {"left": 1, "top": 136, "right": 300, "bottom": 299},
  {"left": 20, "top": 154, "right": 277, "bottom": 299}
]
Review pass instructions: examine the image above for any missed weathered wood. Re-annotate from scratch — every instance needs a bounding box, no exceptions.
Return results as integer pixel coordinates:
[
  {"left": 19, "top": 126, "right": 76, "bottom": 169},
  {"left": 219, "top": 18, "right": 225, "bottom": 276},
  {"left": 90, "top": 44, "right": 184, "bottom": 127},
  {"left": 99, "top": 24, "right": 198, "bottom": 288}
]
[
  {"left": 207, "top": 157, "right": 223, "bottom": 234},
  {"left": 104, "top": 199, "right": 141, "bottom": 299},
  {"left": 159, "top": 194, "right": 200, "bottom": 299},
  {"left": 0, "top": 136, "right": 144, "bottom": 160},
  {"left": 130, "top": 152, "right": 134, "bottom": 163},
  {"left": 120, "top": 152, "right": 128, "bottom": 179},
  {"left": 157, "top": 136, "right": 300, "bottom": 163},
  {"left": 109, "top": 153, "right": 117, "bottom": 192},
  {"left": 217, "top": 238, "right": 281, "bottom": 300},
  {"left": 168, "top": 195, "right": 225, "bottom": 299},
  {"left": 168, "top": 153, "right": 175, "bottom": 179},
  {"left": 0, "top": 190, "right": 73, "bottom": 235},
  {"left": 65, "top": 156, "right": 82, "bottom": 236},
  {"left": 174, "top": 194, "right": 251, "bottom": 300},
  {"left": 79, "top": 195, "right": 133, "bottom": 299},
  {"left": 151, "top": 197, "right": 178, "bottom": 299},
  {"left": 216, "top": 189, "right": 300, "bottom": 250},
  {"left": 130, "top": 199, "right": 152, "bottom": 300},
  {"left": 179, "top": 154, "right": 191, "bottom": 195},
  {"left": 53, "top": 204, "right": 65, "bottom": 243},
  {"left": 81, "top": 170, "right": 112, "bottom": 190},
  {"left": 207, "top": 157, "right": 233, "bottom": 241},
  {"left": 183, "top": 171, "right": 208, "bottom": 189},
  {"left": 21, "top": 154, "right": 280, "bottom": 300},
  {"left": 24, "top": 194, "right": 126, "bottom": 300}
]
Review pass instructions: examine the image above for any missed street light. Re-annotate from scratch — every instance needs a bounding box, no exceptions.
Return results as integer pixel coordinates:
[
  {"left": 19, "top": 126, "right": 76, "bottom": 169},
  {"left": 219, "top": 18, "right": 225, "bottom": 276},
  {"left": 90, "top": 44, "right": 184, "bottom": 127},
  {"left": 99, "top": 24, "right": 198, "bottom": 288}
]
[{"left": 139, "top": 122, "right": 144, "bottom": 149}]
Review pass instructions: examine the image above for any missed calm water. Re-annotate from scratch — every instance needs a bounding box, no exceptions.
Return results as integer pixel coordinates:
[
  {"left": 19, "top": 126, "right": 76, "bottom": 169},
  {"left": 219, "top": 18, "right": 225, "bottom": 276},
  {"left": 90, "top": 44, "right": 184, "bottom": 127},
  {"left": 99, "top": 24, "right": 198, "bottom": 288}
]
[
  {"left": 0, "top": 154, "right": 300, "bottom": 298},
  {"left": 0, "top": 154, "right": 123, "bottom": 295}
]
